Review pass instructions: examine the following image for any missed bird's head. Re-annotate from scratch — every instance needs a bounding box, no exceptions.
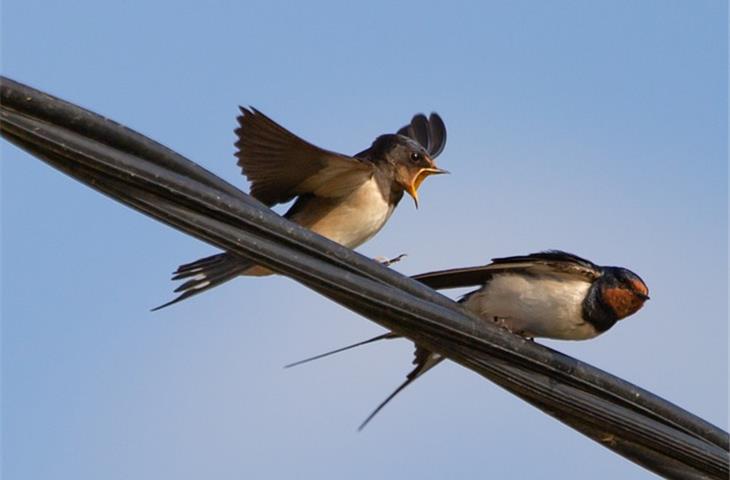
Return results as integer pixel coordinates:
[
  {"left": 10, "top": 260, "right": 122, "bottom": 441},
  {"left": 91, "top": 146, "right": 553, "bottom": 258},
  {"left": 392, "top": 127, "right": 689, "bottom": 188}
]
[
  {"left": 371, "top": 134, "right": 448, "bottom": 208},
  {"left": 599, "top": 267, "right": 650, "bottom": 320}
]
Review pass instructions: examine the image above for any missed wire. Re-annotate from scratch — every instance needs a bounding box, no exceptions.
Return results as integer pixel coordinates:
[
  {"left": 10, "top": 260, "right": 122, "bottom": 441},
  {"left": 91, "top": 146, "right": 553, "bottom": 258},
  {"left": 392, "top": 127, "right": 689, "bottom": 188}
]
[{"left": 2, "top": 76, "right": 727, "bottom": 479}]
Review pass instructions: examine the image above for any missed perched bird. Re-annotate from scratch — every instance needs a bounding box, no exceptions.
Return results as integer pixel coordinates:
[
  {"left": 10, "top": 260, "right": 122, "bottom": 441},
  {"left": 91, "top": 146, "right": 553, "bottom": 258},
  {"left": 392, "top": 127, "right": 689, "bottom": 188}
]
[
  {"left": 287, "top": 251, "right": 649, "bottom": 429},
  {"left": 154, "top": 108, "right": 448, "bottom": 310}
]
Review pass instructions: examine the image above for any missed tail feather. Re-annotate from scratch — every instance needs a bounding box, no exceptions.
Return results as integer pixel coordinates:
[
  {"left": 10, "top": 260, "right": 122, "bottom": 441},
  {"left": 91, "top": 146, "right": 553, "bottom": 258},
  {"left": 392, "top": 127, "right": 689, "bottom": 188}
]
[
  {"left": 172, "top": 253, "right": 232, "bottom": 279},
  {"left": 152, "top": 253, "right": 253, "bottom": 311},
  {"left": 358, "top": 347, "right": 444, "bottom": 431},
  {"left": 284, "top": 332, "right": 400, "bottom": 369}
]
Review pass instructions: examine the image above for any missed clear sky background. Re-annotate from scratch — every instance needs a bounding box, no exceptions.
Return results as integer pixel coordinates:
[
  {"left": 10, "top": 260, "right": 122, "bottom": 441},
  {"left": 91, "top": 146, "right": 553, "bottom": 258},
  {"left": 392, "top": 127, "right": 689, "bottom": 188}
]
[{"left": 2, "top": 1, "right": 727, "bottom": 479}]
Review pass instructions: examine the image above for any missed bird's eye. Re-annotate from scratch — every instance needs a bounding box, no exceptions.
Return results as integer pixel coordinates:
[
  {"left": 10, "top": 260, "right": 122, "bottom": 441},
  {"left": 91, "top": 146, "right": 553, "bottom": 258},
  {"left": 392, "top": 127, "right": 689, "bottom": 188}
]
[{"left": 410, "top": 152, "right": 421, "bottom": 163}]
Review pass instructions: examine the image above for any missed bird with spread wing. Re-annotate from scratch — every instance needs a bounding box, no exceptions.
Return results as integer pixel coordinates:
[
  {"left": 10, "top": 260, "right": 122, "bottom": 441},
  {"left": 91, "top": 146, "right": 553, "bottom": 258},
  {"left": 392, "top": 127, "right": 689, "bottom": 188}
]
[{"left": 154, "top": 109, "right": 448, "bottom": 310}]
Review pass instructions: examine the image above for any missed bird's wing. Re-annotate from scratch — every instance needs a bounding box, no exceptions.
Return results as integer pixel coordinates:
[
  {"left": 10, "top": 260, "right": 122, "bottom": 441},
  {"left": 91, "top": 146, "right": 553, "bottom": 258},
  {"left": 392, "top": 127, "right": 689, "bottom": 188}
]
[
  {"left": 235, "top": 107, "right": 374, "bottom": 206},
  {"left": 397, "top": 113, "right": 447, "bottom": 158},
  {"left": 488, "top": 250, "right": 602, "bottom": 280},
  {"left": 358, "top": 346, "right": 443, "bottom": 430},
  {"left": 413, "top": 250, "right": 602, "bottom": 290}
]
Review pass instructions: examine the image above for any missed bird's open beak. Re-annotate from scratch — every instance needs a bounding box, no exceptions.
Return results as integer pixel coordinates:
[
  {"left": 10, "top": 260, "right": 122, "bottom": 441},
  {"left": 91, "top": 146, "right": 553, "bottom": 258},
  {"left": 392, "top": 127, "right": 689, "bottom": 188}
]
[{"left": 406, "top": 167, "right": 449, "bottom": 208}]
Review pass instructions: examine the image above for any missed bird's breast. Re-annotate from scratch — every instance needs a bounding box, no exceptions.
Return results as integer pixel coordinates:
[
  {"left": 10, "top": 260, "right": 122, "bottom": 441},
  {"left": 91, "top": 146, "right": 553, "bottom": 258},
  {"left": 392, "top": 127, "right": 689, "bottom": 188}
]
[
  {"left": 462, "top": 274, "right": 598, "bottom": 340},
  {"left": 291, "top": 177, "right": 394, "bottom": 249}
]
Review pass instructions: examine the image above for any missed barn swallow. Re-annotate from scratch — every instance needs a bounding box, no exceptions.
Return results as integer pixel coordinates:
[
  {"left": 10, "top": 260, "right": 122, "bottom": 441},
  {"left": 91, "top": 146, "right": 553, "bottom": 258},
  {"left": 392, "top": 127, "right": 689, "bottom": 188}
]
[
  {"left": 287, "top": 251, "right": 649, "bottom": 429},
  {"left": 153, "top": 109, "right": 448, "bottom": 310}
]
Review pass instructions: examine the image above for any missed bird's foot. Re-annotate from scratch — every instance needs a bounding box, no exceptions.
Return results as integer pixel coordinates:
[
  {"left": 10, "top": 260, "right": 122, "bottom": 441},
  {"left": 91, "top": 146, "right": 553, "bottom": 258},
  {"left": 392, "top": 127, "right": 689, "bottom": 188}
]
[
  {"left": 492, "top": 317, "right": 529, "bottom": 338},
  {"left": 492, "top": 316, "right": 511, "bottom": 330},
  {"left": 374, "top": 253, "right": 407, "bottom": 267}
]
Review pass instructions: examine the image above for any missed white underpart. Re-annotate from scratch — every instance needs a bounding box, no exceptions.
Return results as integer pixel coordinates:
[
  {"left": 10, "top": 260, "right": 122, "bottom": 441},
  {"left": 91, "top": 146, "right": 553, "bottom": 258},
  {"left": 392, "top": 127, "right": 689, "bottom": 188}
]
[
  {"left": 462, "top": 274, "right": 598, "bottom": 340},
  {"left": 297, "top": 176, "right": 394, "bottom": 249},
  {"left": 238, "top": 177, "right": 394, "bottom": 278}
]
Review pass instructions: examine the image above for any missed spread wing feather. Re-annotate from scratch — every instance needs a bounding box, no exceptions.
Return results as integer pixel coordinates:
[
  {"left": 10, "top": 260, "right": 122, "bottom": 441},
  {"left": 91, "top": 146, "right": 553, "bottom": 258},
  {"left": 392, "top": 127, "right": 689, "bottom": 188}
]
[
  {"left": 397, "top": 112, "right": 447, "bottom": 158},
  {"left": 235, "top": 107, "right": 373, "bottom": 206}
]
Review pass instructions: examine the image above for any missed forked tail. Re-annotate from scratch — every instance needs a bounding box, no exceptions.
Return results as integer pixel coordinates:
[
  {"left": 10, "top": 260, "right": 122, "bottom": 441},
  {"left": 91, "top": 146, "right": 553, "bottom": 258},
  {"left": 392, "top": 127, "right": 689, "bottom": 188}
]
[{"left": 152, "top": 252, "right": 253, "bottom": 311}]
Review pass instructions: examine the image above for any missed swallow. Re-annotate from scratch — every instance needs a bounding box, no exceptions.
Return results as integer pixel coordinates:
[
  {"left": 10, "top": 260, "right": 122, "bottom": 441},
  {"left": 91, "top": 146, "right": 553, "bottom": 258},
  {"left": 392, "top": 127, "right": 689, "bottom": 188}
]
[
  {"left": 153, "top": 109, "right": 448, "bottom": 310},
  {"left": 287, "top": 250, "right": 649, "bottom": 429}
]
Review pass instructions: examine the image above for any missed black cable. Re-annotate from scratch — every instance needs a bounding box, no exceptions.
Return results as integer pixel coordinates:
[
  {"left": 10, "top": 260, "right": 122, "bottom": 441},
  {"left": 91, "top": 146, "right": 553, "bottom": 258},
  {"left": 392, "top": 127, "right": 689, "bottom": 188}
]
[{"left": 2, "top": 76, "right": 727, "bottom": 479}]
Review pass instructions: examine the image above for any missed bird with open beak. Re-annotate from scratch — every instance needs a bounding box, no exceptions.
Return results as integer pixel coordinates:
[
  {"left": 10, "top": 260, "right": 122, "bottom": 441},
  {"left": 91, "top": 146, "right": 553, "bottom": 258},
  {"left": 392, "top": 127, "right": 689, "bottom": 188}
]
[
  {"left": 287, "top": 251, "right": 650, "bottom": 429},
  {"left": 154, "top": 109, "right": 448, "bottom": 310}
]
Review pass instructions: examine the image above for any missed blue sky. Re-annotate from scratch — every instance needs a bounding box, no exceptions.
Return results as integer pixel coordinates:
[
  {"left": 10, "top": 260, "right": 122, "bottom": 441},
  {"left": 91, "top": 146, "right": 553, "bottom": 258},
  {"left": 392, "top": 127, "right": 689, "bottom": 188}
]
[{"left": 2, "top": 1, "right": 727, "bottom": 479}]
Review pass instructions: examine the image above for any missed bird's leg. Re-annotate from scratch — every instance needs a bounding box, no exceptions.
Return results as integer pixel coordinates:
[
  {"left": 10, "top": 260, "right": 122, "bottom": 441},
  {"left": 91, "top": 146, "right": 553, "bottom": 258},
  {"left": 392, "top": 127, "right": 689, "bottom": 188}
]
[
  {"left": 492, "top": 316, "right": 519, "bottom": 334},
  {"left": 491, "top": 316, "right": 536, "bottom": 341},
  {"left": 492, "top": 316, "right": 510, "bottom": 330},
  {"left": 374, "top": 253, "right": 407, "bottom": 267}
]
